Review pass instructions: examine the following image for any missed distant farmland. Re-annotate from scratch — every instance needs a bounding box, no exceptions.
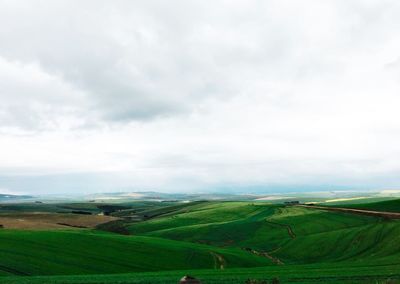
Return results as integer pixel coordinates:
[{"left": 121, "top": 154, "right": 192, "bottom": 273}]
[{"left": 0, "top": 212, "right": 118, "bottom": 229}]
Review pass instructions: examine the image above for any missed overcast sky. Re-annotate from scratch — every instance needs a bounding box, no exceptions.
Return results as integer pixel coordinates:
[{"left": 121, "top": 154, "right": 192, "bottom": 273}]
[{"left": 1, "top": 0, "right": 400, "bottom": 195}]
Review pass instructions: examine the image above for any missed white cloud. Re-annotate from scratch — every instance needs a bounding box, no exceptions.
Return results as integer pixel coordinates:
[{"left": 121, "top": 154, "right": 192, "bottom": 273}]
[
  {"left": 0, "top": 0, "right": 400, "bottom": 193},
  {"left": 0, "top": 56, "right": 90, "bottom": 131}
]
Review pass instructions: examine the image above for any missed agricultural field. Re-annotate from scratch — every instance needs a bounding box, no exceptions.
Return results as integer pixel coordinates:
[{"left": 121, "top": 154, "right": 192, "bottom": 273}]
[
  {"left": 0, "top": 198, "right": 400, "bottom": 283},
  {"left": 327, "top": 198, "right": 400, "bottom": 213},
  {"left": 0, "top": 212, "right": 117, "bottom": 229}
]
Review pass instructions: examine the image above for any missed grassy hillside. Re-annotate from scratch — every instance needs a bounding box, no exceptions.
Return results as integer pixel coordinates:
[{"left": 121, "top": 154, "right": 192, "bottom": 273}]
[
  {"left": 329, "top": 198, "right": 400, "bottom": 213},
  {"left": 2, "top": 201, "right": 400, "bottom": 283},
  {"left": 0, "top": 230, "right": 272, "bottom": 276},
  {"left": 127, "top": 202, "right": 281, "bottom": 249},
  {"left": 126, "top": 202, "right": 388, "bottom": 258}
]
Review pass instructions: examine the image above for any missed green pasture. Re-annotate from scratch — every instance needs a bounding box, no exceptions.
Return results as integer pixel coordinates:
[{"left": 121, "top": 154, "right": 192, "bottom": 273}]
[{"left": 1, "top": 199, "right": 400, "bottom": 283}]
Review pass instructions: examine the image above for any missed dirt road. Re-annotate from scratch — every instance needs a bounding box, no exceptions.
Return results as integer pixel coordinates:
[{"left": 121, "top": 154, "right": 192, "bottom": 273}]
[{"left": 265, "top": 220, "right": 296, "bottom": 239}]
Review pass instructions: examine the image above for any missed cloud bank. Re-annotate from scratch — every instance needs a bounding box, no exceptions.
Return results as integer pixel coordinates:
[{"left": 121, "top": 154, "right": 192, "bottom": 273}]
[{"left": 1, "top": 0, "right": 400, "bottom": 194}]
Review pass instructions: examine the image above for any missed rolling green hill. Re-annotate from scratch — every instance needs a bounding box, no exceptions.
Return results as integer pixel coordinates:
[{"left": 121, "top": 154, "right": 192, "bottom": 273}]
[
  {"left": 0, "top": 229, "right": 272, "bottom": 276},
  {"left": 329, "top": 198, "right": 400, "bottom": 213},
  {"left": 126, "top": 202, "right": 389, "bottom": 258},
  {"left": 2, "top": 200, "right": 400, "bottom": 283}
]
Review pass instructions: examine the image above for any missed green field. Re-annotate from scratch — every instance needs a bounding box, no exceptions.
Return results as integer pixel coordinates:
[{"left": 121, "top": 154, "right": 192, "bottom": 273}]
[
  {"left": 0, "top": 230, "right": 272, "bottom": 276},
  {"left": 328, "top": 198, "right": 400, "bottom": 213},
  {"left": 2, "top": 263, "right": 400, "bottom": 284},
  {"left": 1, "top": 199, "right": 400, "bottom": 283}
]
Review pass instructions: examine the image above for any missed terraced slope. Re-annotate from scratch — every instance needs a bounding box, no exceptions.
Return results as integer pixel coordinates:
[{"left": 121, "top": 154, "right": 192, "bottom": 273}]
[{"left": 0, "top": 230, "right": 272, "bottom": 276}]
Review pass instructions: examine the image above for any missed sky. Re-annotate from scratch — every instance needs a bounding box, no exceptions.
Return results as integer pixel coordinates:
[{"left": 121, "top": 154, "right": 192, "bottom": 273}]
[{"left": 1, "top": 0, "right": 400, "bottom": 195}]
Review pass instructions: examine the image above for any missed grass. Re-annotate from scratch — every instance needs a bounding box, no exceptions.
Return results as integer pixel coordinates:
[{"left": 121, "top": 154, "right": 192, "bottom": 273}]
[
  {"left": 122, "top": 202, "right": 400, "bottom": 266},
  {"left": 328, "top": 198, "right": 400, "bottom": 213},
  {"left": 2, "top": 200, "right": 400, "bottom": 283},
  {"left": 125, "top": 202, "right": 386, "bottom": 254},
  {"left": 0, "top": 229, "right": 272, "bottom": 276},
  {"left": 1, "top": 262, "right": 400, "bottom": 283}
]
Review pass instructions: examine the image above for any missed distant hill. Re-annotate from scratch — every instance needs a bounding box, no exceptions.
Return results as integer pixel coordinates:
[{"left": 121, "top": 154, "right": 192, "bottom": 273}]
[
  {"left": 84, "top": 191, "right": 258, "bottom": 202},
  {"left": 0, "top": 194, "right": 32, "bottom": 201}
]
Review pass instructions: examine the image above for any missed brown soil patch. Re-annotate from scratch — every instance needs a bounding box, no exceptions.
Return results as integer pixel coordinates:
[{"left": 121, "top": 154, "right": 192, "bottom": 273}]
[{"left": 0, "top": 212, "right": 118, "bottom": 230}]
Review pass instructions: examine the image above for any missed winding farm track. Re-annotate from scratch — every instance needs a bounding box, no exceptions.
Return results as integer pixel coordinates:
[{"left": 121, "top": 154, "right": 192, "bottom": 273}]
[
  {"left": 297, "top": 205, "right": 400, "bottom": 219},
  {"left": 243, "top": 247, "right": 284, "bottom": 265},
  {"left": 265, "top": 220, "right": 296, "bottom": 239},
  {"left": 210, "top": 252, "right": 226, "bottom": 270}
]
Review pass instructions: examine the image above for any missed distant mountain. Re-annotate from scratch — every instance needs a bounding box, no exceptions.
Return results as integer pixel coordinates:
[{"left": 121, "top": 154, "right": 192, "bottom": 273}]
[
  {"left": 83, "top": 191, "right": 259, "bottom": 202},
  {"left": 0, "top": 194, "right": 33, "bottom": 201}
]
